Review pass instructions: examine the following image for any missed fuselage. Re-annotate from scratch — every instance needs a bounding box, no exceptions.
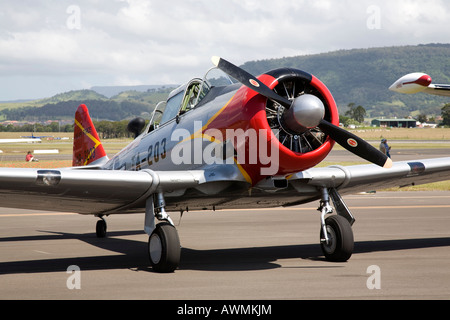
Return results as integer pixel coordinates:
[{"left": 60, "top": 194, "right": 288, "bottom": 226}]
[{"left": 103, "top": 68, "right": 338, "bottom": 186}]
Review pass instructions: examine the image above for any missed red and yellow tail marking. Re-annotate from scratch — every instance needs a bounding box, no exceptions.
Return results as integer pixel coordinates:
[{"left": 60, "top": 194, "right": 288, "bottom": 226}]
[{"left": 73, "top": 104, "right": 107, "bottom": 166}]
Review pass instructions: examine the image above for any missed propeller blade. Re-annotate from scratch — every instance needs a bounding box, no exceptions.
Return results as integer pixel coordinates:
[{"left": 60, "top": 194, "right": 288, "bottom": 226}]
[
  {"left": 212, "top": 56, "right": 392, "bottom": 169},
  {"left": 318, "top": 120, "right": 392, "bottom": 168},
  {"left": 212, "top": 56, "right": 291, "bottom": 108}
]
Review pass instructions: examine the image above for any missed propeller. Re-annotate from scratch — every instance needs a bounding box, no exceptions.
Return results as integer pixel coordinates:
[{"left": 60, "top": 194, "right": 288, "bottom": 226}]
[{"left": 212, "top": 56, "right": 392, "bottom": 168}]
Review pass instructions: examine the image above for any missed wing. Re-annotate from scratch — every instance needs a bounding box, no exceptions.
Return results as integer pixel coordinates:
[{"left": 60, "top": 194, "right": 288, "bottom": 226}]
[
  {"left": 0, "top": 168, "right": 197, "bottom": 214},
  {"left": 288, "top": 157, "right": 450, "bottom": 196},
  {"left": 160, "top": 156, "right": 450, "bottom": 210},
  {"left": 0, "top": 165, "right": 249, "bottom": 214},
  {"left": 423, "top": 84, "right": 450, "bottom": 97},
  {"left": 0, "top": 155, "right": 449, "bottom": 214}
]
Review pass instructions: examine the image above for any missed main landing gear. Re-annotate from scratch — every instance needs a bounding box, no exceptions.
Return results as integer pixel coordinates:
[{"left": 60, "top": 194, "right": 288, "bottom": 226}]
[
  {"left": 317, "top": 188, "right": 355, "bottom": 262},
  {"left": 93, "top": 188, "right": 354, "bottom": 271},
  {"left": 148, "top": 222, "right": 180, "bottom": 273},
  {"left": 94, "top": 192, "right": 180, "bottom": 273},
  {"left": 145, "top": 192, "right": 180, "bottom": 273}
]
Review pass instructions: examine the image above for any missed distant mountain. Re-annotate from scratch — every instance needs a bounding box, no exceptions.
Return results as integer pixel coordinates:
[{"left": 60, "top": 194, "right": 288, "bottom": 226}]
[
  {"left": 0, "top": 87, "right": 176, "bottom": 121},
  {"left": 0, "top": 99, "right": 34, "bottom": 104},
  {"left": 241, "top": 43, "right": 450, "bottom": 118},
  {"left": 91, "top": 85, "right": 178, "bottom": 98}
]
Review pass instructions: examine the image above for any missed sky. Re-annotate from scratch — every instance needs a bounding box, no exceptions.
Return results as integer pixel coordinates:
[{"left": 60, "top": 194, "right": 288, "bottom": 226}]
[{"left": 0, "top": 0, "right": 449, "bottom": 101}]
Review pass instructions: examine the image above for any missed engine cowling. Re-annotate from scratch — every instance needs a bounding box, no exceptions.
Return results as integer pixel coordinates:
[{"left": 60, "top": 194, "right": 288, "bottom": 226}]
[
  {"left": 199, "top": 67, "right": 339, "bottom": 184},
  {"left": 249, "top": 68, "right": 339, "bottom": 178}
]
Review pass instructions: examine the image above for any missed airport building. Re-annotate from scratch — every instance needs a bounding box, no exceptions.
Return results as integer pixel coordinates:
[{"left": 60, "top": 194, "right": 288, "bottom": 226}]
[{"left": 371, "top": 118, "right": 417, "bottom": 128}]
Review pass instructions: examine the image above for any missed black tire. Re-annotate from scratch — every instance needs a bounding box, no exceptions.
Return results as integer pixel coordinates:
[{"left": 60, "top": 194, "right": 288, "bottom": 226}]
[
  {"left": 320, "top": 215, "right": 354, "bottom": 262},
  {"left": 148, "top": 223, "right": 181, "bottom": 273},
  {"left": 96, "top": 219, "right": 107, "bottom": 238}
]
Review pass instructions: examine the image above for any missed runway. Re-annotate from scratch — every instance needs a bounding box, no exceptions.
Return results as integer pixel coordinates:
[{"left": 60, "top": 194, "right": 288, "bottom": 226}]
[{"left": 1, "top": 191, "right": 450, "bottom": 300}]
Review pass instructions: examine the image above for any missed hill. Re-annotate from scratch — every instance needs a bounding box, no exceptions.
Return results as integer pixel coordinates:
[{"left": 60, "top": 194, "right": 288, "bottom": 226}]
[
  {"left": 91, "top": 85, "right": 178, "bottom": 98},
  {"left": 0, "top": 86, "right": 175, "bottom": 122},
  {"left": 241, "top": 43, "right": 450, "bottom": 118},
  {"left": 34, "top": 89, "right": 108, "bottom": 104},
  {"left": 1, "top": 44, "right": 448, "bottom": 121}
]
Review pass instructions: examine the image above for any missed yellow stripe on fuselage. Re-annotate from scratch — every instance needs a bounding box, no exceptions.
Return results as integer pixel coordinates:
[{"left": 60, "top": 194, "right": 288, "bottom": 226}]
[
  {"left": 177, "top": 92, "right": 253, "bottom": 184},
  {"left": 182, "top": 94, "right": 236, "bottom": 143}
]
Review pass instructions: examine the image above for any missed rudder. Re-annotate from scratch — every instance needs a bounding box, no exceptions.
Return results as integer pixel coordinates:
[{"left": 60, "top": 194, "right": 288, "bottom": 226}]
[{"left": 73, "top": 104, "right": 107, "bottom": 166}]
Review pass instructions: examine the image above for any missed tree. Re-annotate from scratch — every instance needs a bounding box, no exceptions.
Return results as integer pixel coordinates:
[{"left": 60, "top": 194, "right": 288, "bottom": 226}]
[
  {"left": 339, "top": 115, "right": 350, "bottom": 125},
  {"left": 441, "top": 103, "right": 450, "bottom": 126},
  {"left": 345, "top": 103, "right": 366, "bottom": 123},
  {"left": 416, "top": 113, "right": 428, "bottom": 123}
]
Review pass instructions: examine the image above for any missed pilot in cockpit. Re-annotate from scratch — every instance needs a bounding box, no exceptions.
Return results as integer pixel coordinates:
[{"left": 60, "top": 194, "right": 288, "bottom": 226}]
[{"left": 180, "top": 83, "right": 200, "bottom": 115}]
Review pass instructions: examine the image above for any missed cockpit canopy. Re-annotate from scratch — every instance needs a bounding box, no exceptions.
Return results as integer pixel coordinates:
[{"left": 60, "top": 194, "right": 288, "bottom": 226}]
[
  {"left": 159, "top": 78, "right": 204, "bottom": 124},
  {"left": 147, "top": 67, "right": 235, "bottom": 132}
]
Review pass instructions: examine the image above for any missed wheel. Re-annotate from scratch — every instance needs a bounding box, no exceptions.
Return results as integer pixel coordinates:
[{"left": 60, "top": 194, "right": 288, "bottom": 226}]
[
  {"left": 148, "top": 223, "right": 181, "bottom": 273},
  {"left": 96, "top": 219, "right": 107, "bottom": 238},
  {"left": 320, "top": 215, "right": 354, "bottom": 262}
]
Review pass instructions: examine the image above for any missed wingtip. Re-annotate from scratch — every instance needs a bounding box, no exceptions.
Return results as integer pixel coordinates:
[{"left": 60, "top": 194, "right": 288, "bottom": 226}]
[
  {"left": 211, "top": 56, "right": 220, "bottom": 67},
  {"left": 383, "top": 157, "right": 393, "bottom": 169}
]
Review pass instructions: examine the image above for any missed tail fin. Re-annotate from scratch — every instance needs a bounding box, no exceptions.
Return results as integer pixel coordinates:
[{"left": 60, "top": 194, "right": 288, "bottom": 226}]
[{"left": 73, "top": 104, "right": 107, "bottom": 166}]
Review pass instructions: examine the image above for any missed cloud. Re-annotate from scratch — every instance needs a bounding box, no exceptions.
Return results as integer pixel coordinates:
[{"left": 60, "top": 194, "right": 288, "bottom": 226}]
[{"left": 0, "top": 0, "right": 449, "bottom": 100}]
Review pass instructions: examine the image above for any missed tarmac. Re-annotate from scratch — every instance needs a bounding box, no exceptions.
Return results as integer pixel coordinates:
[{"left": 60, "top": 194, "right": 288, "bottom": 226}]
[
  {"left": 0, "top": 190, "right": 449, "bottom": 300},
  {"left": 0, "top": 146, "right": 449, "bottom": 301}
]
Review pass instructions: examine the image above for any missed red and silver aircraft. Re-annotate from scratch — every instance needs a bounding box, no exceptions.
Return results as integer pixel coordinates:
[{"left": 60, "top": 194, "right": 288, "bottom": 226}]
[
  {"left": 389, "top": 72, "right": 450, "bottom": 96},
  {"left": 2, "top": 57, "right": 450, "bottom": 273}
]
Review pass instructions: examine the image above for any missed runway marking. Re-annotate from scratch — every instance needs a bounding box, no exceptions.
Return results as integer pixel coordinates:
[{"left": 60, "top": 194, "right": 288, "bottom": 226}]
[{"left": 34, "top": 250, "right": 51, "bottom": 255}]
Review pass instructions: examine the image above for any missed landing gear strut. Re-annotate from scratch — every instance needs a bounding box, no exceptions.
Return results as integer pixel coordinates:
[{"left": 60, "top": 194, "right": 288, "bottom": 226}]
[
  {"left": 318, "top": 188, "right": 354, "bottom": 262},
  {"left": 145, "top": 192, "right": 180, "bottom": 273}
]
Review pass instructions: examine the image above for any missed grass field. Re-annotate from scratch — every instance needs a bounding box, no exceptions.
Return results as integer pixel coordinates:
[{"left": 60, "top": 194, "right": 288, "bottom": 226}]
[
  {"left": 0, "top": 132, "right": 131, "bottom": 156},
  {"left": 349, "top": 127, "right": 450, "bottom": 140},
  {"left": 0, "top": 128, "right": 449, "bottom": 191},
  {"left": 0, "top": 160, "right": 72, "bottom": 168}
]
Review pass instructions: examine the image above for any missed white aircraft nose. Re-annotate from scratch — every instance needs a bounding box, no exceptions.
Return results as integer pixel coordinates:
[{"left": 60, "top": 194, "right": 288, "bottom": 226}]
[
  {"left": 388, "top": 82, "right": 399, "bottom": 91},
  {"left": 389, "top": 72, "right": 432, "bottom": 94}
]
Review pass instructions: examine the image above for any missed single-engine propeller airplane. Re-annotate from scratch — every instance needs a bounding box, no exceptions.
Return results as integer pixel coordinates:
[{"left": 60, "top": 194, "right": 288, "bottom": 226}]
[
  {"left": 2, "top": 57, "right": 450, "bottom": 273},
  {"left": 21, "top": 133, "right": 53, "bottom": 139},
  {"left": 389, "top": 72, "right": 450, "bottom": 96}
]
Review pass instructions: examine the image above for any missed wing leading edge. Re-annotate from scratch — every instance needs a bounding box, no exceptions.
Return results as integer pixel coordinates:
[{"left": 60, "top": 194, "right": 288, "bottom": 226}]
[
  {"left": 289, "top": 157, "right": 450, "bottom": 196},
  {"left": 0, "top": 168, "right": 207, "bottom": 214},
  {"left": 0, "top": 165, "right": 252, "bottom": 214}
]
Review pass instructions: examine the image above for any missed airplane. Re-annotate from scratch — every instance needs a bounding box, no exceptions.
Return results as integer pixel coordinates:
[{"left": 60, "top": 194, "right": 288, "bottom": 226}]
[
  {"left": 389, "top": 72, "right": 450, "bottom": 96},
  {"left": 1, "top": 57, "right": 450, "bottom": 273},
  {"left": 21, "top": 133, "right": 53, "bottom": 139}
]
